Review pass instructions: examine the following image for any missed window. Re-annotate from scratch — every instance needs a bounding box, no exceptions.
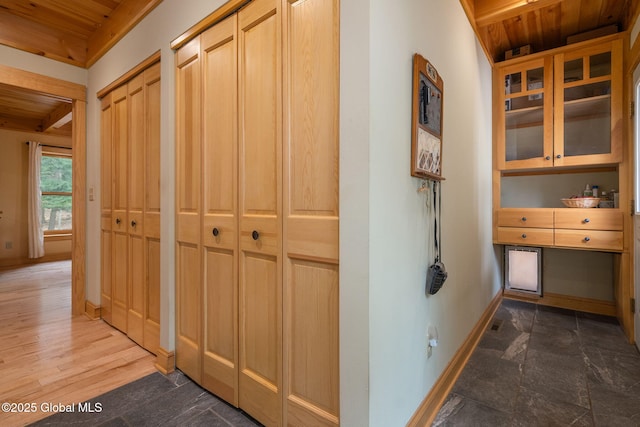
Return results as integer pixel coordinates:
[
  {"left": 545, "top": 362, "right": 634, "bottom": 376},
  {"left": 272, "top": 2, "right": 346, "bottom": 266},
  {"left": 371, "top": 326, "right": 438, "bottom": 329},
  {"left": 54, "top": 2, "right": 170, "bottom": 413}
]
[{"left": 40, "top": 150, "right": 72, "bottom": 233}]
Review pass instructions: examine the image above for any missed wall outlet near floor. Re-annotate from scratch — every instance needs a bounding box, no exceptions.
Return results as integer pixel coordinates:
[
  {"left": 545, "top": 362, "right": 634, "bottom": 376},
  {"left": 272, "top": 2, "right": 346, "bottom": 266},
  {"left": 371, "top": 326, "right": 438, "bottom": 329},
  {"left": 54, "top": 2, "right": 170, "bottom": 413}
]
[{"left": 5, "top": 241, "right": 12, "bottom": 249}]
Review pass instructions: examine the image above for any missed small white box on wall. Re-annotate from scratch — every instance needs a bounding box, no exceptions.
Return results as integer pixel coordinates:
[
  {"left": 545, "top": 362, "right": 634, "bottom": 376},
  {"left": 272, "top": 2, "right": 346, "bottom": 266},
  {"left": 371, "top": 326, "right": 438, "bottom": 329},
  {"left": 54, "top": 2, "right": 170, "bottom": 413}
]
[{"left": 505, "top": 246, "right": 542, "bottom": 296}]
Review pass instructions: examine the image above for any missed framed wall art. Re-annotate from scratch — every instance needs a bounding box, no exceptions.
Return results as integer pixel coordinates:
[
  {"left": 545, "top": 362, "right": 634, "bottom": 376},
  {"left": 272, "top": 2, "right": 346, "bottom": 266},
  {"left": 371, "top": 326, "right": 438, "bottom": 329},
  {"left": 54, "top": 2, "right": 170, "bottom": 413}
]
[{"left": 411, "top": 53, "right": 444, "bottom": 180}]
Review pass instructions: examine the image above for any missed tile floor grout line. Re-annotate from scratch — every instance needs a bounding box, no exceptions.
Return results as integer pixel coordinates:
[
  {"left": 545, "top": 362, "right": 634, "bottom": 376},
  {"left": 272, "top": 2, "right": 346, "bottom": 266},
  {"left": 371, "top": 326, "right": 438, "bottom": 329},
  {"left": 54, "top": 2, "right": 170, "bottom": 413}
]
[{"left": 508, "top": 303, "right": 536, "bottom": 426}]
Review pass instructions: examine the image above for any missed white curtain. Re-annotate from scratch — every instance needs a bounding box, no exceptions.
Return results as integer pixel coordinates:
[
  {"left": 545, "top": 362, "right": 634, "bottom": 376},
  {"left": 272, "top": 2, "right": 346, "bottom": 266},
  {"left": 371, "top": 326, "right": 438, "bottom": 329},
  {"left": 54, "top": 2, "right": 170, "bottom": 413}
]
[{"left": 28, "top": 141, "right": 44, "bottom": 258}]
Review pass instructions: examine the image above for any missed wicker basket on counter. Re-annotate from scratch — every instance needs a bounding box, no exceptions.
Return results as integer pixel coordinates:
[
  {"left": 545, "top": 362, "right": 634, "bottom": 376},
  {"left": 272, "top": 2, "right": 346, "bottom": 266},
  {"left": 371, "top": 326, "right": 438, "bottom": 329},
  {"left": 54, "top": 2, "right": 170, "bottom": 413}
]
[{"left": 561, "top": 197, "right": 600, "bottom": 208}]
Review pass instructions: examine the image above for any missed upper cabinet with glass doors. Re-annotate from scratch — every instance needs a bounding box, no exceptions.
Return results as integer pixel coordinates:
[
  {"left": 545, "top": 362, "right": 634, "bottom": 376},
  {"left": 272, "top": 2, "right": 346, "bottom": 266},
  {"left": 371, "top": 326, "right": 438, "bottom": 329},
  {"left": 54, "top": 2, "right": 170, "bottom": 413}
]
[{"left": 496, "top": 37, "right": 622, "bottom": 170}]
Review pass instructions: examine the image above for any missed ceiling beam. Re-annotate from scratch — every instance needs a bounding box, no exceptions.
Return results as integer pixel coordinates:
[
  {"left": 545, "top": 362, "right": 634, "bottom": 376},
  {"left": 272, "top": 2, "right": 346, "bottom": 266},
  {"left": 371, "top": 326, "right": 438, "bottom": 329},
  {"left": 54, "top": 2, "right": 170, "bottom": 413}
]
[
  {"left": 40, "top": 102, "right": 73, "bottom": 132},
  {"left": 0, "top": 64, "right": 86, "bottom": 101},
  {"left": 0, "top": 116, "right": 42, "bottom": 133}
]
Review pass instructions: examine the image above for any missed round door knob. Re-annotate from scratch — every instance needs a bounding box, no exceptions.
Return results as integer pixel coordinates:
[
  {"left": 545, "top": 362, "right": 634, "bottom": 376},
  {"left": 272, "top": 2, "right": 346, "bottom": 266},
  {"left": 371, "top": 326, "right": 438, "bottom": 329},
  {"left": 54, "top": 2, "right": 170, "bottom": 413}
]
[
  {"left": 115, "top": 217, "right": 121, "bottom": 225},
  {"left": 252, "top": 230, "right": 260, "bottom": 240},
  {"left": 212, "top": 227, "right": 219, "bottom": 237},
  {"left": 521, "top": 217, "right": 527, "bottom": 222},
  {"left": 584, "top": 236, "right": 591, "bottom": 242},
  {"left": 556, "top": 154, "right": 562, "bottom": 159},
  {"left": 521, "top": 233, "right": 527, "bottom": 239},
  {"left": 131, "top": 220, "right": 137, "bottom": 227},
  {"left": 583, "top": 218, "right": 590, "bottom": 223},
  {"left": 545, "top": 156, "right": 550, "bottom": 160}
]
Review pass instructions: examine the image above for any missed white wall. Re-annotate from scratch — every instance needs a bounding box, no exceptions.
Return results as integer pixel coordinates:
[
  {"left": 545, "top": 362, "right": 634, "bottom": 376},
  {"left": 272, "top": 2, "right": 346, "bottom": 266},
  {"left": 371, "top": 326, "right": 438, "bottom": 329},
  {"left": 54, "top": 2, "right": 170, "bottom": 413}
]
[
  {"left": 339, "top": 0, "right": 371, "bottom": 424},
  {"left": 362, "top": 0, "right": 499, "bottom": 424},
  {"left": 0, "top": 44, "right": 87, "bottom": 85}
]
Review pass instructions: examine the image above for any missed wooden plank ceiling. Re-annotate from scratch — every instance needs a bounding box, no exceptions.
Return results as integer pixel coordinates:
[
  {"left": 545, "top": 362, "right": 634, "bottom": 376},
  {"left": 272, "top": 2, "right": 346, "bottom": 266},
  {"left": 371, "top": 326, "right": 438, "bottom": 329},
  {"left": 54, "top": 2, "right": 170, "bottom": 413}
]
[
  {"left": 0, "top": 0, "right": 161, "bottom": 137},
  {"left": 461, "top": 0, "right": 638, "bottom": 64}
]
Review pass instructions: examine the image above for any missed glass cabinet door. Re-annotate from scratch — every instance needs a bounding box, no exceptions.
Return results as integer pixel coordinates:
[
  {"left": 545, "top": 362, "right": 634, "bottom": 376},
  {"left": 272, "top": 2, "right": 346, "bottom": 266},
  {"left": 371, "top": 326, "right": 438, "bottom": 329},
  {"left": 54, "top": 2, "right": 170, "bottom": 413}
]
[
  {"left": 497, "top": 57, "right": 554, "bottom": 170},
  {"left": 553, "top": 39, "right": 622, "bottom": 166}
]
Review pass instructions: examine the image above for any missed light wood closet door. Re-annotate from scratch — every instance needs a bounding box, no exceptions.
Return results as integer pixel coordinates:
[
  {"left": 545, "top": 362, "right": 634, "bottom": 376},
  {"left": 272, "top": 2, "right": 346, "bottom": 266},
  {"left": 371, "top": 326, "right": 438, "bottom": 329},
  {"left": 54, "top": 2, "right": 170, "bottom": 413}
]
[
  {"left": 283, "top": 1, "right": 340, "bottom": 425},
  {"left": 101, "top": 61, "right": 161, "bottom": 355},
  {"left": 111, "top": 84, "right": 129, "bottom": 333},
  {"left": 127, "top": 72, "right": 146, "bottom": 346},
  {"left": 201, "top": 16, "right": 239, "bottom": 405},
  {"left": 238, "top": 0, "right": 282, "bottom": 425},
  {"left": 100, "top": 94, "right": 113, "bottom": 326},
  {"left": 176, "top": 37, "right": 203, "bottom": 383},
  {"left": 144, "top": 63, "right": 162, "bottom": 354}
]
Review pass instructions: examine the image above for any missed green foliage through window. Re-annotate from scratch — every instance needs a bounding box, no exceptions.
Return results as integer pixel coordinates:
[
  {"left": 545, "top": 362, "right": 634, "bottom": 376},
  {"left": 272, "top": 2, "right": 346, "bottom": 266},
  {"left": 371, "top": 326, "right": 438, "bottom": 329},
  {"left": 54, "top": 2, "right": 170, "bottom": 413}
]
[{"left": 40, "top": 155, "right": 72, "bottom": 232}]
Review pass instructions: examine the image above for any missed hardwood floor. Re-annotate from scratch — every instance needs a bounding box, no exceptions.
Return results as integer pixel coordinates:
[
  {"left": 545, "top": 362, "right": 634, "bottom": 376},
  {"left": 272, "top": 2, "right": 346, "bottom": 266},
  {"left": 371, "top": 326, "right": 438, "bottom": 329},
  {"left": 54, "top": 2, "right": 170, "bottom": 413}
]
[{"left": 0, "top": 261, "right": 156, "bottom": 426}]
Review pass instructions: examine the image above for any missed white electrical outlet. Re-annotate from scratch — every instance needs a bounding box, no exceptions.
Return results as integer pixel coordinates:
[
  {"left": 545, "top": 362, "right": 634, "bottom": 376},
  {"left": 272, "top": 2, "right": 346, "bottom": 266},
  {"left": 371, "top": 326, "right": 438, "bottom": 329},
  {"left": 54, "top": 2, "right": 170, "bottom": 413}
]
[{"left": 426, "top": 324, "right": 439, "bottom": 358}]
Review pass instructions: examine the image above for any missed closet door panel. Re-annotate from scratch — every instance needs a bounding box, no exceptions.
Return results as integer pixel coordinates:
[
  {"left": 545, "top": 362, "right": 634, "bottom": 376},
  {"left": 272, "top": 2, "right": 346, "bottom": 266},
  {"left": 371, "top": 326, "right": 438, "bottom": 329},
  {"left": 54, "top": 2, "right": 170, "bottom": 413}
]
[
  {"left": 176, "top": 37, "right": 203, "bottom": 382},
  {"left": 145, "top": 237, "right": 161, "bottom": 353},
  {"left": 203, "top": 247, "right": 236, "bottom": 403},
  {"left": 176, "top": 242, "right": 202, "bottom": 382},
  {"left": 128, "top": 74, "right": 145, "bottom": 212},
  {"left": 176, "top": 39, "right": 202, "bottom": 220},
  {"left": 144, "top": 63, "right": 161, "bottom": 354},
  {"left": 145, "top": 63, "right": 162, "bottom": 219},
  {"left": 283, "top": 0, "right": 340, "bottom": 425},
  {"left": 112, "top": 227, "right": 128, "bottom": 332},
  {"left": 287, "top": 260, "right": 339, "bottom": 426},
  {"left": 201, "top": 15, "right": 239, "bottom": 405},
  {"left": 239, "top": 251, "right": 280, "bottom": 426},
  {"left": 100, "top": 95, "right": 113, "bottom": 325},
  {"left": 111, "top": 85, "right": 129, "bottom": 333},
  {"left": 100, "top": 224, "right": 112, "bottom": 324},
  {"left": 127, "top": 73, "right": 145, "bottom": 345},
  {"left": 127, "top": 232, "right": 144, "bottom": 345},
  {"left": 238, "top": 0, "right": 282, "bottom": 425}
]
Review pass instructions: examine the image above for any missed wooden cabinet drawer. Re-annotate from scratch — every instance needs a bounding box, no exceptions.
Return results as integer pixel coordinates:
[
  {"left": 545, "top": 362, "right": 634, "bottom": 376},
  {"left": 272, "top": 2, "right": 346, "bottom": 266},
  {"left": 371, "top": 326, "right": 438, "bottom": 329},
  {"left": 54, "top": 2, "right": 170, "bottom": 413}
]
[
  {"left": 497, "top": 209, "right": 554, "bottom": 228},
  {"left": 554, "top": 209, "right": 622, "bottom": 230},
  {"left": 497, "top": 227, "right": 554, "bottom": 246},
  {"left": 554, "top": 229, "right": 623, "bottom": 251}
]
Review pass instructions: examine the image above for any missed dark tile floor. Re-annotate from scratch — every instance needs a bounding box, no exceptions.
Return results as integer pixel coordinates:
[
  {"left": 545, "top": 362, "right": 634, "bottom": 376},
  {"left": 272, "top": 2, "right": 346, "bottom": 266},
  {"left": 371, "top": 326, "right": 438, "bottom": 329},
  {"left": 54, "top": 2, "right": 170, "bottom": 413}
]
[
  {"left": 30, "top": 299, "right": 640, "bottom": 427},
  {"left": 30, "top": 370, "right": 262, "bottom": 427},
  {"left": 434, "top": 299, "right": 640, "bottom": 426}
]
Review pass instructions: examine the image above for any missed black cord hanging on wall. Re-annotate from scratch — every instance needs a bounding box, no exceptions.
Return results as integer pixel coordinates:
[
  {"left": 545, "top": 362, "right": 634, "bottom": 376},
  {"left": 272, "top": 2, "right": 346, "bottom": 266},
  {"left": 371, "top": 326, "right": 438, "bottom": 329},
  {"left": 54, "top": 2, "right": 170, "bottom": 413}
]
[{"left": 426, "top": 180, "right": 447, "bottom": 295}]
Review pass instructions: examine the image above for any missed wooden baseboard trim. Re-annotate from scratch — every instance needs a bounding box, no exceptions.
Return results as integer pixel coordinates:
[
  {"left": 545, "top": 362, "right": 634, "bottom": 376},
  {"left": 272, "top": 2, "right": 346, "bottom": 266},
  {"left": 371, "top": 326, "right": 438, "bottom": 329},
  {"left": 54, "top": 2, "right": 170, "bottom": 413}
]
[
  {"left": 84, "top": 300, "right": 101, "bottom": 320},
  {"left": 406, "top": 291, "right": 503, "bottom": 427},
  {"left": 0, "top": 253, "right": 71, "bottom": 268},
  {"left": 155, "top": 347, "right": 175, "bottom": 375},
  {"left": 504, "top": 292, "right": 616, "bottom": 317}
]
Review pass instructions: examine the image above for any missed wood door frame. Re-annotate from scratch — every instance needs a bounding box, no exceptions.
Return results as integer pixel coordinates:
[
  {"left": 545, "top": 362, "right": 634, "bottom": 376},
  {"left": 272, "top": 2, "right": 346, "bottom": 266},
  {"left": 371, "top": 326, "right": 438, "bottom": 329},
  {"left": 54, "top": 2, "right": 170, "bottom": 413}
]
[{"left": 0, "top": 64, "right": 87, "bottom": 316}]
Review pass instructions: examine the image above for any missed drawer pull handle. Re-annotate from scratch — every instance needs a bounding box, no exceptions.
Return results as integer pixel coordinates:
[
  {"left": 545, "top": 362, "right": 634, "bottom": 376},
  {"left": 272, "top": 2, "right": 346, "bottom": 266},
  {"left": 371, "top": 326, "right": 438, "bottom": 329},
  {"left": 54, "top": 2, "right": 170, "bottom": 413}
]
[
  {"left": 115, "top": 217, "right": 121, "bottom": 225},
  {"left": 252, "top": 230, "right": 260, "bottom": 241},
  {"left": 584, "top": 236, "right": 591, "bottom": 242},
  {"left": 131, "top": 220, "right": 137, "bottom": 228},
  {"left": 556, "top": 154, "right": 562, "bottom": 159},
  {"left": 521, "top": 217, "right": 527, "bottom": 222},
  {"left": 212, "top": 227, "right": 219, "bottom": 237},
  {"left": 545, "top": 156, "right": 550, "bottom": 160},
  {"left": 583, "top": 218, "right": 590, "bottom": 223},
  {"left": 521, "top": 233, "right": 527, "bottom": 239}
]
